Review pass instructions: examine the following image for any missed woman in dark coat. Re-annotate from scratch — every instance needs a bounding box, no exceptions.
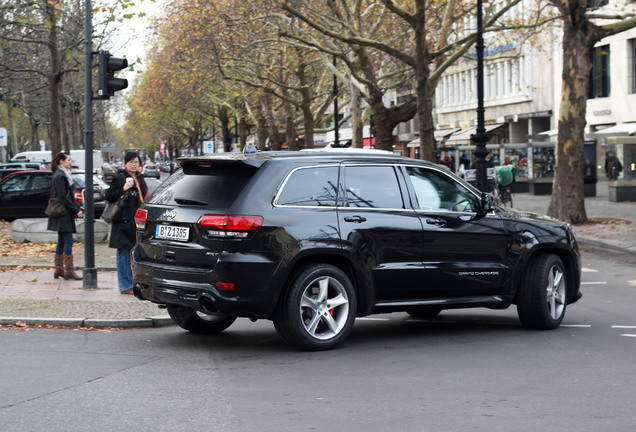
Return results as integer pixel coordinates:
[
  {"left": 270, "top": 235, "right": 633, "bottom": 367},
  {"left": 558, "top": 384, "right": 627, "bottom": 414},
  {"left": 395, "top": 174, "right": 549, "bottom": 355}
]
[
  {"left": 47, "top": 152, "right": 83, "bottom": 280},
  {"left": 105, "top": 152, "right": 148, "bottom": 294}
]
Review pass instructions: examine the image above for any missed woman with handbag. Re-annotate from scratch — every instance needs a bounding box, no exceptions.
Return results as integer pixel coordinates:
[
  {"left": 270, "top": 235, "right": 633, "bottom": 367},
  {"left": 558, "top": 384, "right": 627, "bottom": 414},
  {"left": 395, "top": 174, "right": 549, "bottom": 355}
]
[
  {"left": 47, "top": 152, "right": 84, "bottom": 280},
  {"left": 105, "top": 152, "right": 148, "bottom": 294}
]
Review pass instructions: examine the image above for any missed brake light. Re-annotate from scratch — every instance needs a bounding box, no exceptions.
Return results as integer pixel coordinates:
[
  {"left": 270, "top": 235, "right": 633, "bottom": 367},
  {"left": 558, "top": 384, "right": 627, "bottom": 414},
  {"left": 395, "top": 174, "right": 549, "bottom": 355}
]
[
  {"left": 135, "top": 208, "right": 148, "bottom": 230},
  {"left": 216, "top": 281, "right": 235, "bottom": 290},
  {"left": 197, "top": 214, "right": 263, "bottom": 238}
]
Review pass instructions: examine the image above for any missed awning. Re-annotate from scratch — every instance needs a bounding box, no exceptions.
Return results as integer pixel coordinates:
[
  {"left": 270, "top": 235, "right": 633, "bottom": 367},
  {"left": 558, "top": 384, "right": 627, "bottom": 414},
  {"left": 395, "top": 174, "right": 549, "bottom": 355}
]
[
  {"left": 592, "top": 123, "right": 636, "bottom": 137},
  {"left": 538, "top": 129, "right": 558, "bottom": 136},
  {"left": 406, "top": 129, "right": 460, "bottom": 147},
  {"left": 445, "top": 123, "right": 505, "bottom": 145}
]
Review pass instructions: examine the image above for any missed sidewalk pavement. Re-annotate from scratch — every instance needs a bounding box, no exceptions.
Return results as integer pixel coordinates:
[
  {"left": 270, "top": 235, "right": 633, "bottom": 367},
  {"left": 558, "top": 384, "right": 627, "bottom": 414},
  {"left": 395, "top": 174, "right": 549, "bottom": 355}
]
[{"left": 0, "top": 180, "right": 634, "bottom": 328}]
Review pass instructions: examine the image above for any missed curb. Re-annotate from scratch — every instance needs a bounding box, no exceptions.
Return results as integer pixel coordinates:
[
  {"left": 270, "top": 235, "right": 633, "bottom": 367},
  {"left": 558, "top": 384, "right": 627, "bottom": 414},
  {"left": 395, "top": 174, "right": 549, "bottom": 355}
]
[
  {"left": 0, "top": 315, "right": 175, "bottom": 329},
  {"left": 577, "top": 236, "right": 636, "bottom": 255}
]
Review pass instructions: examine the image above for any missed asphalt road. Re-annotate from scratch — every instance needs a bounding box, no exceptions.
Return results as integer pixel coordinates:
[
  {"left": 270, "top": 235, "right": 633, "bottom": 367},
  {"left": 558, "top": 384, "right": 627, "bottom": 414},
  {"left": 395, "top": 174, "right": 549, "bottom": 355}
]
[{"left": 1, "top": 244, "right": 635, "bottom": 432}]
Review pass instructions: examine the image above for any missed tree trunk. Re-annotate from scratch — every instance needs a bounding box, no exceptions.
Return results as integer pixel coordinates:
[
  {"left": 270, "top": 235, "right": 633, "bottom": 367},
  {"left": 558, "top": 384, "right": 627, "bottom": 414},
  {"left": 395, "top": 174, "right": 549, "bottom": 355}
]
[
  {"left": 239, "top": 116, "right": 248, "bottom": 149},
  {"left": 262, "top": 93, "right": 281, "bottom": 150},
  {"left": 218, "top": 107, "right": 233, "bottom": 152},
  {"left": 298, "top": 63, "right": 313, "bottom": 149},
  {"left": 46, "top": 2, "right": 62, "bottom": 157},
  {"left": 413, "top": 1, "right": 436, "bottom": 162},
  {"left": 547, "top": 2, "right": 596, "bottom": 224},
  {"left": 284, "top": 101, "right": 298, "bottom": 151},
  {"left": 350, "top": 82, "right": 363, "bottom": 148},
  {"left": 4, "top": 98, "right": 18, "bottom": 158},
  {"left": 257, "top": 117, "right": 268, "bottom": 150}
]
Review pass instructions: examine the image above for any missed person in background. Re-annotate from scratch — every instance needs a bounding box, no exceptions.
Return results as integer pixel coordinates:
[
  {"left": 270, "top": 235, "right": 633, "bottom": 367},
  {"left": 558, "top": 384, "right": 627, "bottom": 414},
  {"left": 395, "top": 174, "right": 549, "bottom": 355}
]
[
  {"left": 459, "top": 152, "right": 471, "bottom": 170},
  {"left": 47, "top": 152, "right": 83, "bottom": 280},
  {"left": 106, "top": 152, "right": 149, "bottom": 294},
  {"left": 438, "top": 151, "right": 456, "bottom": 172},
  {"left": 605, "top": 151, "right": 623, "bottom": 180}
]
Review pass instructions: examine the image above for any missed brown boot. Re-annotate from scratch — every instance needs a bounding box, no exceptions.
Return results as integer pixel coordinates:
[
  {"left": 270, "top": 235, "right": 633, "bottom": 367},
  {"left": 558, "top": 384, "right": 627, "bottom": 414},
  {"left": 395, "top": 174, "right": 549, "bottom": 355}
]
[
  {"left": 63, "top": 255, "right": 82, "bottom": 280},
  {"left": 54, "top": 254, "right": 64, "bottom": 279}
]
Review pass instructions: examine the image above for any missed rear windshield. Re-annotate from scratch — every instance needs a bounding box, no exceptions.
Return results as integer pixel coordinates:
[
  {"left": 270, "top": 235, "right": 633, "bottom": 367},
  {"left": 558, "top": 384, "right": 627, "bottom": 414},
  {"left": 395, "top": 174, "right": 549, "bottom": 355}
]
[{"left": 147, "top": 164, "right": 256, "bottom": 209}]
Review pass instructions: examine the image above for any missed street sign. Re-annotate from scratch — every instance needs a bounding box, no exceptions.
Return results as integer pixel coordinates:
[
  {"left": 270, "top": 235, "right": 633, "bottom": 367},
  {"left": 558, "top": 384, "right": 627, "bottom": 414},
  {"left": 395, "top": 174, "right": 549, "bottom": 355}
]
[
  {"left": 0, "top": 128, "right": 6, "bottom": 147},
  {"left": 203, "top": 140, "right": 215, "bottom": 154},
  {"left": 100, "top": 142, "right": 116, "bottom": 151}
]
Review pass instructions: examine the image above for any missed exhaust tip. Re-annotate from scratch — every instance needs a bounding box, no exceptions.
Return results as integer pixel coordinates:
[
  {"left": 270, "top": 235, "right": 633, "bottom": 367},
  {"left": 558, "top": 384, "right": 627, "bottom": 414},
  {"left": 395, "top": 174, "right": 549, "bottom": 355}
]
[
  {"left": 198, "top": 294, "right": 217, "bottom": 314},
  {"left": 133, "top": 285, "right": 145, "bottom": 300}
]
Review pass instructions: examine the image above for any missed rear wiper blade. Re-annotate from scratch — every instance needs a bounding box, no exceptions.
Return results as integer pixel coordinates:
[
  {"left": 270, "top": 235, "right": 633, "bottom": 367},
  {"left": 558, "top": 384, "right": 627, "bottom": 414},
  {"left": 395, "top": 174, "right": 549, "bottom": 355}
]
[{"left": 174, "top": 197, "right": 208, "bottom": 206}]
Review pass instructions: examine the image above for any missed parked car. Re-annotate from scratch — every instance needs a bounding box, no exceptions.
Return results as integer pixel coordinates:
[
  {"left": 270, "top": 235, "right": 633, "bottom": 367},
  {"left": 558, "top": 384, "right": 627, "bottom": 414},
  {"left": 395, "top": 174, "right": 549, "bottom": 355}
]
[
  {"left": 142, "top": 163, "right": 161, "bottom": 179},
  {"left": 101, "top": 162, "right": 117, "bottom": 183},
  {"left": 0, "top": 170, "right": 106, "bottom": 221},
  {"left": 0, "top": 162, "right": 49, "bottom": 171},
  {"left": 131, "top": 151, "right": 582, "bottom": 350}
]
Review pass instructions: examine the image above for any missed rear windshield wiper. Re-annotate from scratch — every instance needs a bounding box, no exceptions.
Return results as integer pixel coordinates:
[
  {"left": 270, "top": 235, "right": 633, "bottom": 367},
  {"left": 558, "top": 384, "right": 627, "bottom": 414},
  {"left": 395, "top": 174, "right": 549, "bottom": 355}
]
[{"left": 174, "top": 197, "right": 208, "bottom": 206}]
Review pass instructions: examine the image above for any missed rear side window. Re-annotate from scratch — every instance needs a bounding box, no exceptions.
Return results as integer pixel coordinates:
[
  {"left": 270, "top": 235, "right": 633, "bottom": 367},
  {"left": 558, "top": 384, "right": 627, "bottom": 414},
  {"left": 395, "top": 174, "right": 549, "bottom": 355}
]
[
  {"left": 276, "top": 166, "right": 339, "bottom": 207},
  {"left": 343, "top": 165, "right": 404, "bottom": 208},
  {"left": 148, "top": 164, "right": 256, "bottom": 209}
]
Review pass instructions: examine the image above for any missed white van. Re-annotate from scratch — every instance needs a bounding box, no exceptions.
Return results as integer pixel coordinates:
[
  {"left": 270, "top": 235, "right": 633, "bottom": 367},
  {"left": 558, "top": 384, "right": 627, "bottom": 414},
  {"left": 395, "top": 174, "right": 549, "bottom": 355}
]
[{"left": 11, "top": 150, "right": 104, "bottom": 178}]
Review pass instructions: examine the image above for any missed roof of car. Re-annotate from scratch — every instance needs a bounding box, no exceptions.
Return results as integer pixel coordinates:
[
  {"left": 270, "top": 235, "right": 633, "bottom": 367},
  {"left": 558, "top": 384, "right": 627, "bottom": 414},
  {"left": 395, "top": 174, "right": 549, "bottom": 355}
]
[{"left": 178, "top": 150, "right": 436, "bottom": 169}]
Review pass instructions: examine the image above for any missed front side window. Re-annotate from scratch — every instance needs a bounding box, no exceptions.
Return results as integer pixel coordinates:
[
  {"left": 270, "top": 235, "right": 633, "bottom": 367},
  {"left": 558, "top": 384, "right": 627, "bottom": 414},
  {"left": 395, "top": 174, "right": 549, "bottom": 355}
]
[
  {"left": 343, "top": 165, "right": 404, "bottom": 209},
  {"left": 277, "top": 166, "right": 339, "bottom": 207},
  {"left": 407, "top": 167, "right": 478, "bottom": 212},
  {"left": 0, "top": 175, "right": 29, "bottom": 192}
]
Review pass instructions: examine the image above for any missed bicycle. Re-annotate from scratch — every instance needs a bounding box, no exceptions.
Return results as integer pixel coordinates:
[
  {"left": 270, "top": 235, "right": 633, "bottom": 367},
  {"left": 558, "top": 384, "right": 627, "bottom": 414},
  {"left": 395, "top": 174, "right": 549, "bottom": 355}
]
[{"left": 499, "top": 183, "right": 513, "bottom": 207}]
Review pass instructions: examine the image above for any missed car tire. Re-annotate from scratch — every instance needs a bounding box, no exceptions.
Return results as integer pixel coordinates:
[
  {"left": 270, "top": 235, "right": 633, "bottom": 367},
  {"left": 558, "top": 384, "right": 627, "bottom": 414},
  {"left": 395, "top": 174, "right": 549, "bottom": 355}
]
[
  {"left": 406, "top": 306, "right": 442, "bottom": 318},
  {"left": 517, "top": 253, "right": 567, "bottom": 330},
  {"left": 166, "top": 305, "right": 236, "bottom": 334},
  {"left": 274, "top": 264, "right": 356, "bottom": 351}
]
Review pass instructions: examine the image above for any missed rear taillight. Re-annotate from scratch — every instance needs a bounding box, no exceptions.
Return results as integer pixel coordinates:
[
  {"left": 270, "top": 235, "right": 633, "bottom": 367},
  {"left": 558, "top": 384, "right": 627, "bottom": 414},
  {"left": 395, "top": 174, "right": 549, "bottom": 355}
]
[
  {"left": 135, "top": 208, "right": 148, "bottom": 230},
  {"left": 198, "top": 214, "right": 263, "bottom": 238}
]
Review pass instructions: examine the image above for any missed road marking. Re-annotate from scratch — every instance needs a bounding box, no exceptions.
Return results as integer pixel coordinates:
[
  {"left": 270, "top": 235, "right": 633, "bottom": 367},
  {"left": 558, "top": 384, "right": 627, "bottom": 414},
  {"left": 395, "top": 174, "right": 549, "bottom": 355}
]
[
  {"left": 580, "top": 281, "right": 607, "bottom": 285},
  {"left": 561, "top": 324, "right": 591, "bottom": 328},
  {"left": 357, "top": 317, "right": 390, "bottom": 321},
  {"left": 582, "top": 268, "right": 598, "bottom": 273},
  {"left": 612, "top": 325, "right": 636, "bottom": 329},
  {"left": 620, "top": 334, "right": 636, "bottom": 338}
]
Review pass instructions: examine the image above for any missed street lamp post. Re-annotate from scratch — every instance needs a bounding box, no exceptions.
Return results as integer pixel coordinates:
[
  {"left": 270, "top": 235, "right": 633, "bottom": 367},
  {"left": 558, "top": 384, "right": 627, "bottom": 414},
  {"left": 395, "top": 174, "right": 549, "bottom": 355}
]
[
  {"left": 83, "top": 0, "right": 97, "bottom": 288},
  {"left": 472, "top": 0, "right": 490, "bottom": 193},
  {"left": 333, "top": 55, "right": 340, "bottom": 147}
]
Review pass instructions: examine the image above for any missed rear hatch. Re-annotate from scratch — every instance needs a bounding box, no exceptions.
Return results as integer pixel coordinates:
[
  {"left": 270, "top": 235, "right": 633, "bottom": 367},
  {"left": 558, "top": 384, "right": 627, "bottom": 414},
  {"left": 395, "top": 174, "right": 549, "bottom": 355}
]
[{"left": 135, "top": 160, "right": 261, "bottom": 269}]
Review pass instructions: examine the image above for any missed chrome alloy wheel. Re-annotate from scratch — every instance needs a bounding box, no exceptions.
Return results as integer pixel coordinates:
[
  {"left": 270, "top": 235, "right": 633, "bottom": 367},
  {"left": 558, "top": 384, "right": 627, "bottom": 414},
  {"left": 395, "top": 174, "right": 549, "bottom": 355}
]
[
  {"left": 299, "top": 276, "right": 350, "bottom": 340},
  {"left": 546, "top": 265, "right": 566, "bottom": 320}
]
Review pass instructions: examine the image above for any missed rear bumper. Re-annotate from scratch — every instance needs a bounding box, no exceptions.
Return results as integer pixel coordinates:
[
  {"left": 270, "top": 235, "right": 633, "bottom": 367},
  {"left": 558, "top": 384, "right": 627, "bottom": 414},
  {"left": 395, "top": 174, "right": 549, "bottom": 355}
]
[{"left": 131, "top": 247, "right": 282, "bottom": 318}]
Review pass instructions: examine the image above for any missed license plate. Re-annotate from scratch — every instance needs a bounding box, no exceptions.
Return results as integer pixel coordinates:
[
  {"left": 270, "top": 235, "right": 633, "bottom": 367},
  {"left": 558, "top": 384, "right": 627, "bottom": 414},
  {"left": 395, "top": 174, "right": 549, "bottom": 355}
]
[{"left": 155, "top": 224, "right": 190, "bottom": 242}]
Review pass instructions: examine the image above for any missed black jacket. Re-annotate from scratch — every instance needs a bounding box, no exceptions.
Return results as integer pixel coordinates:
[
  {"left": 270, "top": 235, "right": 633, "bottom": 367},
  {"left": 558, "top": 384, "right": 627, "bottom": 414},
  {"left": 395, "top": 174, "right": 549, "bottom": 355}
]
[
  {"left": 106, "top": 172, "right": 147, "bottom": 250},
  {"left": 47, "top": 170, "right": 81, "bottom": 233}
]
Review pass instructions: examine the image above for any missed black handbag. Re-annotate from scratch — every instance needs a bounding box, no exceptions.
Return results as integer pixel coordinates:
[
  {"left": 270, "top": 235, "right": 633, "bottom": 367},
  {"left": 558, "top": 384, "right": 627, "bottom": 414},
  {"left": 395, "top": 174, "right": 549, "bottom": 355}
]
[
  {"left": 45, "top": 197, "right": 67, "bottom": 218},
  {"left": 102, "top": 192, "right": 129, "bottom": 223}
]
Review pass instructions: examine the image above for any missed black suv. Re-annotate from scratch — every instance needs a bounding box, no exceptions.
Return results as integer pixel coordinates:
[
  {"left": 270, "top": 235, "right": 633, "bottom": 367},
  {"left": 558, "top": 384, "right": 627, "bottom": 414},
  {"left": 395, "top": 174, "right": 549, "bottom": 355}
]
[{"left": 132, "top": 150, "right": 581, "bottom": 350}]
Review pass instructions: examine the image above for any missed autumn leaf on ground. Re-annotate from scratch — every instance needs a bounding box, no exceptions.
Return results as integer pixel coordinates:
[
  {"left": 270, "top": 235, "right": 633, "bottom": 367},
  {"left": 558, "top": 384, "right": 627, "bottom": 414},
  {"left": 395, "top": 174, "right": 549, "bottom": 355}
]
[{"left": 27, "top": 277, "right": 39, "bottom": 282}]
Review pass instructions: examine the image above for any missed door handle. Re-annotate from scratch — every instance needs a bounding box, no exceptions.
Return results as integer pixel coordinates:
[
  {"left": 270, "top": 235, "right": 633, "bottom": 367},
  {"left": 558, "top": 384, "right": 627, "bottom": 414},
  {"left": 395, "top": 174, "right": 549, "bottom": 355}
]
[
  {"left": 344, "top": 215, "right": 367, "bottom": 223},
  {"left": 426, "top": 218, "right": 446, "bottom": 226}
]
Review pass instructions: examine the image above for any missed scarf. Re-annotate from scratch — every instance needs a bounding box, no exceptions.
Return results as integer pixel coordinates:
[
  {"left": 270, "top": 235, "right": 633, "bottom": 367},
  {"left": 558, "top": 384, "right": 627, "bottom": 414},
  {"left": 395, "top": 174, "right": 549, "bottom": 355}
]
[{"left": 58, "top": 165, "right": 74, "bottom": 187}]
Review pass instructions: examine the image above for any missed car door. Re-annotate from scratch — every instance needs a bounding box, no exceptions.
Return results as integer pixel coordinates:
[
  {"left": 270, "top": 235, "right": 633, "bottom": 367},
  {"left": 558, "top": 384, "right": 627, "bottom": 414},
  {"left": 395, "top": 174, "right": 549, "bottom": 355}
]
[
  {"left": 28, "top": 173, "right": 53, "bottom": 216},
  {"left": 0, "top": 173, "right": 32, "bottom": 218},
  {"left": 404, "top": 165, "right": 509, "bottom": 298},
  {"left": 337, "top": 163, "right": 424, "bottom": 301}
]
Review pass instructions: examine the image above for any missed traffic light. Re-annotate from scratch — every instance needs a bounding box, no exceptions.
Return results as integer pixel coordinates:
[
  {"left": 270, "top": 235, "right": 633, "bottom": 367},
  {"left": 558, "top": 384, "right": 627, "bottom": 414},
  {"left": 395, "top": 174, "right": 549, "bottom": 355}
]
[{"left": 97, "top": 51, "right": 128, "bottom": 99}]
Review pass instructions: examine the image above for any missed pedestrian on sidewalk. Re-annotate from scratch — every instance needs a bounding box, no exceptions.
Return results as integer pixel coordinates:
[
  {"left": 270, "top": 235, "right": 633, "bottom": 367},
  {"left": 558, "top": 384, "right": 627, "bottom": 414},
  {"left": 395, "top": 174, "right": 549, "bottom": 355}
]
[
  {"left": 605, "top": 151, "right": 623, "bottom": 180},
  {"left": 105, "top": 152, "right": 148, "bottom": 294},
  {"left": 47, "top": 152, "right": 84, "bottom": 280}
]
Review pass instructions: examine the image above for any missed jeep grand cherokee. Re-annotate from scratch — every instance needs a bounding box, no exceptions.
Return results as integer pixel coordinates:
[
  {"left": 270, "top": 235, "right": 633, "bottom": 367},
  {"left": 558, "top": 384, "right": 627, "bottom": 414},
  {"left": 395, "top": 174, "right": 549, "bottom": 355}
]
[{"left": 131, "top": 150, "right": 581, "bottom": 350}]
